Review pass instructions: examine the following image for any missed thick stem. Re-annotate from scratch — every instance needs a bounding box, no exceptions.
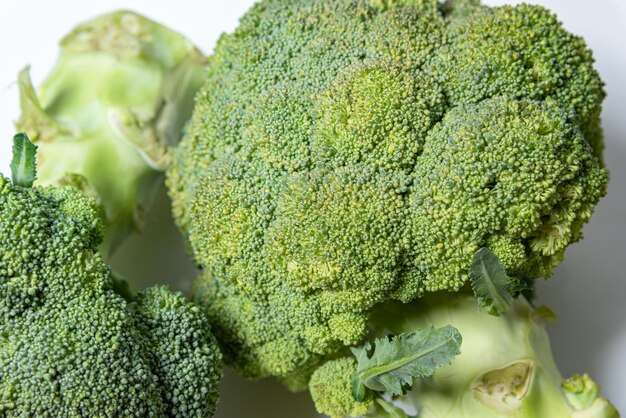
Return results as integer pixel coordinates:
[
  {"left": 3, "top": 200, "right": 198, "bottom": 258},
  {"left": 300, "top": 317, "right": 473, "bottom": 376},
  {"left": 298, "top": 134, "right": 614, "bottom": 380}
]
[
  {"left": 15, "top": 11, "right": 206, "bottom": 261},
  {"left": 366, "top": 293, "right": 618, "bottom": 418}
]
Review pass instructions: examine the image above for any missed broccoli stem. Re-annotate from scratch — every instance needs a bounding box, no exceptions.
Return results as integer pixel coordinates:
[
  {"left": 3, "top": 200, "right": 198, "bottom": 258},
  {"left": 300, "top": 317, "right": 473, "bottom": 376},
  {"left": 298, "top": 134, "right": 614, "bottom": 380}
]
[
  {"left": 15, "top": 11, "right": 206, "bottom": 259},
  {"left": 367, "top": 294, "right": 618, "bottom": 418}
]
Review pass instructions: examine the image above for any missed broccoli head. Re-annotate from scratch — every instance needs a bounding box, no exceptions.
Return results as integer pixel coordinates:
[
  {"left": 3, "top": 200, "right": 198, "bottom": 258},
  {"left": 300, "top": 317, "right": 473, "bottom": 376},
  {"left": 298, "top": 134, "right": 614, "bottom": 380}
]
[
  {"left": 169, "top": 0, "right": 607, "bottom": 382},
  {"left": 0, "top": 137, "right": 222, "bottom": 416}
]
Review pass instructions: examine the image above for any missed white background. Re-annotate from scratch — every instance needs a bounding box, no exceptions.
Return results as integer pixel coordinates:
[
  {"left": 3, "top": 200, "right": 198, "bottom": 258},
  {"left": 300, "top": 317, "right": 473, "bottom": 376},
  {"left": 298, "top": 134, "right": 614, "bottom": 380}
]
[{"left": 0, "top": 1, "right": 624, "bottom": 416}]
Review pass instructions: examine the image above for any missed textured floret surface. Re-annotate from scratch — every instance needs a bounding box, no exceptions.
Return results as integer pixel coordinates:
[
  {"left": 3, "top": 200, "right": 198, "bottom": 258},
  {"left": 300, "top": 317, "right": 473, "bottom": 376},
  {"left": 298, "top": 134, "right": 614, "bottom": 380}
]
[
  {"left": 0, "top": 177, "right": 221, "bottom": 417},
  {"left": 169, "top": 0, "right": 607, "bottom": 380}
]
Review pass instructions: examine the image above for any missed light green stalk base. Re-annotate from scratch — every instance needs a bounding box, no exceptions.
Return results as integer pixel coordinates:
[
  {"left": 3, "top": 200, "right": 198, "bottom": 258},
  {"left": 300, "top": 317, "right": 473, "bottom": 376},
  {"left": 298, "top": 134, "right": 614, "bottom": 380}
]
[
  {"left": 367, "top": 294, "right": 619, "bottom": 418},
  {"left": 16, "top": 11, "right": 205, "bottom": 256}
]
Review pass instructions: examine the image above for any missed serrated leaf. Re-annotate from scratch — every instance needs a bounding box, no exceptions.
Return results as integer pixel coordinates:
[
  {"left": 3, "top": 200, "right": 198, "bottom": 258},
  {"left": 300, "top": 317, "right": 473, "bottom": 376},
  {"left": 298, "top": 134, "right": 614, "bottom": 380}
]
[
  {"left": 350, "top": 326, "right": 461, "bottom": 400},
  {"left": 469, "top": 248, "right": 530, "bottom": 316},
  {"left": 512, "top": 273, "right": 535, "bottom": 303},
  {"left": 10, "top": 133, "right": 38, "bottom": 188}
]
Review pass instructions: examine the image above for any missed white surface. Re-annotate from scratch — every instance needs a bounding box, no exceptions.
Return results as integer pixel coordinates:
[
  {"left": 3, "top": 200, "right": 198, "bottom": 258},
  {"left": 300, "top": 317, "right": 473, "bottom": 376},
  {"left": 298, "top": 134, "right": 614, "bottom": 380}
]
[{"left": 0, "top": 1, "right": 624, "bottom": 416}]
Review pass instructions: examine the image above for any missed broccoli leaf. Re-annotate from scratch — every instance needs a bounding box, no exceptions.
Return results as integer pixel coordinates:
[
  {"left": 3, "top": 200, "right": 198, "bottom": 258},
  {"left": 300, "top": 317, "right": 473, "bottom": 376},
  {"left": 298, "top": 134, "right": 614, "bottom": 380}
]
[
  {"left": 10, "top": 132, "right": 38, "bottom": 188},
  {"left": 469, "top": 247, "right": 530, "bottom": 316},
  {"left": 350, "top": 326, "right": 462, "bottom": 400}
]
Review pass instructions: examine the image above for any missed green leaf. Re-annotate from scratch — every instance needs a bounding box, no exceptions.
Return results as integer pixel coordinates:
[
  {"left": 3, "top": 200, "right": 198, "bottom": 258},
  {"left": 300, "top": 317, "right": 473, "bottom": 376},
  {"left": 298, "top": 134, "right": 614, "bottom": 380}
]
[
  {"left": 350, "top": 326, "right": 462, "bottom": 400},
  {"left": 10, "top": 133, "right": 38, "bottom": 188},
  {"left": 351, "top": 340, "right": 372, "bottom": 401},
  {"left": 469, "top": 248, "right": 529, "bottom": 316}
]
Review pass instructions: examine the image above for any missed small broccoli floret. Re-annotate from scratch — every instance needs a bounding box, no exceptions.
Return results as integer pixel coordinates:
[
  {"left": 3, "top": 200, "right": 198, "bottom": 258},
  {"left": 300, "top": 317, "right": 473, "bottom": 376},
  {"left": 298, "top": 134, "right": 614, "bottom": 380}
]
[
  {"left": 309, "top": 358, "right": 373, "bottom": 418},
  {"left": 16, "top": 10, "right": 206, "bottom": 255},
  {"left": 170, "top": 0, "right": 607, "bottom": 383},
  {"left": 0, "top": 150, "right": 222, "bottom": 416},
  {"left": 134, "top": 286, "right": 222, "bottom": 417}
]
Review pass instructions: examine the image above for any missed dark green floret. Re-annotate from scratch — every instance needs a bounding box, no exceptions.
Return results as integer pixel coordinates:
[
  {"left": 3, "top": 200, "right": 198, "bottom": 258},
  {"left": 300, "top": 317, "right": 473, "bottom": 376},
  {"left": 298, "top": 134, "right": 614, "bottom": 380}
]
[{"left": 0, "top": 141, "right": 222, "bottom": 416}]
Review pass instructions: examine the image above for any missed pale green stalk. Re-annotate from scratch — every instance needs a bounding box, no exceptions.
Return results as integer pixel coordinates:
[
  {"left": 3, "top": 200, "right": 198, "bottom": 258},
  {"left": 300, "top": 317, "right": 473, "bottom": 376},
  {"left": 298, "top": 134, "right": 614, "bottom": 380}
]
[{"left": 16, "top": 10, "right": 205, "bottom": 256}]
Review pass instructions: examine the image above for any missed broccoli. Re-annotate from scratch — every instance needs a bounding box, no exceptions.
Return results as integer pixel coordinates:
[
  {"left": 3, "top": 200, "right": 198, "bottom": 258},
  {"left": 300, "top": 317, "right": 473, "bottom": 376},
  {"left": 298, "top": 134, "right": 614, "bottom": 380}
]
[
  {"left": 310, "top": 293, "right": 618, "bottom": 418},
  {"left": 169, "top": 0, "right": 607, "bottom": 388},
  {"left": 16, "top": 10, "right": 206, "bottom": 255},
  {"left": 0, "top": 134, "right": 222, "bottom": 416}
]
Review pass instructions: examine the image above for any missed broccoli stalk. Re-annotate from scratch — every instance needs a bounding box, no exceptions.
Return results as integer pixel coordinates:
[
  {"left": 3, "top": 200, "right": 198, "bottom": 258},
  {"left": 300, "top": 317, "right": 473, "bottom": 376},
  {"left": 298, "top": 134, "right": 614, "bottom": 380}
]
[
  {"left": 311, "top": 294, "right": 619, "bottom": 418},
  {"left": 16, "top": 11, "right": 206, "bottom": 256},
  {"left": 309, "top": 252, "right": 618, "bottom": 418},
  {"left": 370, "top": 295, "right": 617, "bottom": 418}
]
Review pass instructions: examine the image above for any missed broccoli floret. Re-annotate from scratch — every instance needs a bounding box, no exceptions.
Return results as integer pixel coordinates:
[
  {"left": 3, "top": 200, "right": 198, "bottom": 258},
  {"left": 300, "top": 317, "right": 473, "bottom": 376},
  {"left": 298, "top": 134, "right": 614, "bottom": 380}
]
[
  {"left": 430, "top": 2, "right": 605, "bottom": 157},
  {"left": 0, "top": 136, "right": 222, "bottom": 416},
  {"left": 133, "top": 286, "right": 222, "bottom": 417},
  {"left": 169, "top": 0, "right": 607, "bottom": 385},
  {"left": 309, "top": 357, "right": 374, "bottom": 418},
  {"left": 16, "top": 11, "right": 206, "bottom": 255}
]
